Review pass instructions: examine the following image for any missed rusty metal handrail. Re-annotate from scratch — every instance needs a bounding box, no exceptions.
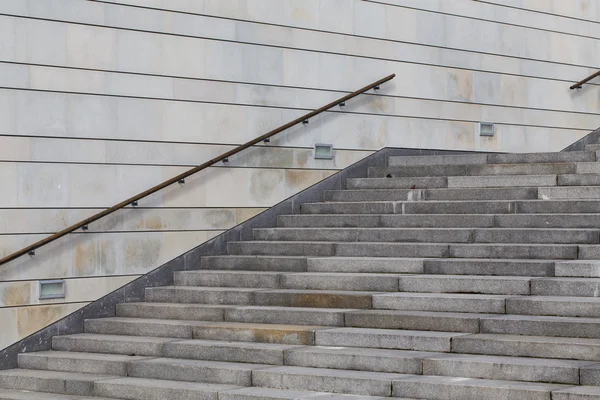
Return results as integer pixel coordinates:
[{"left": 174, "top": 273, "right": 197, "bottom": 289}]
[
  {"left": 570, "top": 70, "right": 600, "bottom": 89},
  {"left": 0, "top": 74, "right": 395, "bottom": 266}
]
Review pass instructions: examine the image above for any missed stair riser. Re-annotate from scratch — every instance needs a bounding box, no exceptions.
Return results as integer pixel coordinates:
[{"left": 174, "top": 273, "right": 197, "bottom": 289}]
[
  {"left": 452, "top": 336, "right": 600, "bottom": 362},
  {"left": 324, "top": 188, "right": 538, "bottom": 202},
  {"left": 369, "top": 163, "right": 577, "bottom": 178},
  {"left": 255, "top": 228, "right": 599, "bottom": 244},
  {"left": 422, "top": 357, "right": 585, "bottom": 384},
  {"left": 278, "top": 214, "right": 495, "bottom": 228}
]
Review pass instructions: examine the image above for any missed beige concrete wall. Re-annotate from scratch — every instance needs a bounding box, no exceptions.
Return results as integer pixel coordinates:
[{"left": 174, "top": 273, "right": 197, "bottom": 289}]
[{"left": 0, "top": 0, "right": 599, "bottom": 349}]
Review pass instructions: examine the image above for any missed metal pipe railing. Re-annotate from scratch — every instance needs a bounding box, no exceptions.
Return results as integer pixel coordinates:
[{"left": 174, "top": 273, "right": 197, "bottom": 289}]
[
  {"left": 0, "top": 73, "right": 396, "bottom": 266},
  {"left": 570, "top": 70, "right": 600, "bottom": 89}
]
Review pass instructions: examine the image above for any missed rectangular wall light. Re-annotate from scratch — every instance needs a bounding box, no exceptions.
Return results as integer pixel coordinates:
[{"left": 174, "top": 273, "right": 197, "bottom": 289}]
[
  {"left": 479, "top": 122, "right": 495, "bottom": 137},
  {"left": 314, "top": 143, "right": 334, "bottom": 159},
  {"left": 39, "top": 280, "right": 66, "bottom": 300}
]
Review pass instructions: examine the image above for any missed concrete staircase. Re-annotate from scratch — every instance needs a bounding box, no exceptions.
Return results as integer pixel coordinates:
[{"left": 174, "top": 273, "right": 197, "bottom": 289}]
[{"left": 8, "top": 148, "right": 600, "bottom": 399}]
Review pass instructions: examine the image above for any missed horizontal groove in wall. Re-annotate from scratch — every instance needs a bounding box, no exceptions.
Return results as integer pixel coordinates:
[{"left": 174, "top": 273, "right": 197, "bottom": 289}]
[
  {"left": 0, "top": 301, "right": 90, "bottom": 311},
  {"left": 84, "top": 0, "right": 600, "bottom": 68},
  {"left": 1, "top": 7, "right": 598, "bottom": 81},
  {"left": 0, "top": 273, "right": 141, "bottom": 285},
  {"left": 365, "top": 0, "right": 600, "bottom": 40},
  {"left": 0, "top": 229, "right": 228, "bottom": 236},
  {"left": 477, "top": 0, "right": 600, "bottom": 25},
  {"left": 0, "top": 87, "right": 594, "bottom": 133},
  {"left": 3, "top": 61, "right": 600, "bottom": 115},
  {"left": 0, "top": 133, "right": 371, "bottom": 152},
  {"left": 0, "top": 206, "right": 268, "bottom": 210},
  {"left": 0, "top": 159, "right": 348, "bottom": 171}
]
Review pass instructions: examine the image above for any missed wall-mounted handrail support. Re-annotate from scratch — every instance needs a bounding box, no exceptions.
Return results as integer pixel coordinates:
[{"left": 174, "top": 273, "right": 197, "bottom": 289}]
[
  {"left": 570, "top": 70, "right": 600, "bottom": 90},
  {"left": 0, "top": 73, "right": 395, "bottom": 267}
]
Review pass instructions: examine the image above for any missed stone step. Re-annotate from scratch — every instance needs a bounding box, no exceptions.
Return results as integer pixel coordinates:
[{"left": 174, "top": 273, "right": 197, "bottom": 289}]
[
  {"left": 372, "top": 292, "right": 511, "bottom": 314},
  {"left": 191, "top": 321, "right": 324, "bottom": 345},
  {"left": 369, "top": 162, "right": 578, "bottom": 178},
  {"left": 397, "top": 275, "right": 531, "bottom": 295},
  {"left": 301, "top": 201, "right": 396, "bottom": 215},
  {"left": 517, "top": 200, "right": 600, "bottom": 214},
  {"left": 84, "top": 317, "right": 206, "bottom": 339},
  {"left": 302, "top": 199, "right": 600, "bottom": 215},
  {"left": 585, "top": 144, "right": 600, "bottom": 152},
  {"left": 0, "top": 369, "right": 117, "bottom": 396},
  {"left": 254, "top": 227, "right": 472, "bottom": 243},
  {"left": 163, "top": 339, "right": 299, "bottom": 365},
  {"left": 278, "top": 214, "right": 495, "bottom": 228},
  {"left": 324, "top": 187, "right": 537, "bottom": 202},
  {"left": 581, "top": 364, "right": 600, "bottom": 386},
  {"left": 253, "top": 289, "right": 375, "bottom": 309},
  {"left": 388, "top": 151, "right": 595, "bottom": 166},
  {"left": 302, "top": 200, "right": 513, "bottom": 215},
  {"left": 558, "top": 173, "right": 600, "bottom": 186},
  {"left": 145, "top": 286, "right": 260, "bottom": 305},
  {"left": 315, "top": 327, "right": 469, "bottom": 352},
  {"left": 173, "top": 271, "right": 404, "bottom": 291},
  {"left": 422, "top": 353, "right": 593, "bottom": 384},
  {"left": 555, "top": 261, "right": 600, "bottom": 277},
  {"left": 199, "top": 256, "right": 308, "bottom": 272},
  {"left": 223, "top": 306, "right": 351, "bottom": 326},
  {"left": 481, "top": 314, "right": 600, "bottom": 339},
  {"left": 388, "top": 153, "right": 488, "bottom": 166},
  {"left": 578, "top": 162, "right": 600, "bottom": 174},
  {"left": 507, "top": 296, "right": 600, "bottom": 318},
  {"left": 552, "top": 386, "right": 600, "bottom": 400},
  {"left": 453, "top": 333, "right": 600, "bottom": 361},
  {"left": 423, "top": 259, "right": 555, "bottom": 276},
  {"left": 531, "top": 277, "right": 600, "bottom": 296},
  {"left": 344, "top": 310, "right": 486, "bottom": 333},
  {"left": 116, "top": 302, "right": 228, "bottom": 320},
  {"left": 539, "top": 185, "right": 600, "bottom": 200},
  {"left": 448, "top": 243, "right": 577, "bottom": 259},
  {"left": 495, "top": 214, "right": 600, "bottom": 228},
  {"left": 0, "top": 388, "right": 114, "bottom": 400},
  {"left": 230, "top": 241, "right": 579, "bottom": 259},
  {"left": 227, "top": 241, "right": 449, "bottom": 258},
  {"left": 94, "top": 377, "right": 240, "bottom": 400},
  {"left": 126, "top": 357, "right": 271, "bottom": 385},
  {"left": 280, "top": 272, "right": 399, "bottom": 291},
  {"left": 255, "top": 227, "right": 599, "bottom": 244},
  {"left": 52, "top": 333, "right": 177, "bottom": 357},
  {"left": 346, "top": 176, "right": 447, "bottom": 189},
  {"left": 252, "top": 365, "right": 409, "bottom": 397},
  {"left": 306, "top": 257, "right": 424, "bottom": 274},
  {"left": 219, "top": 386, "right": 392, "bottom": 399},
  {"left": 391, "top": 375, "right": 568, "bottom": 400},
  {"left": 284, "top": 346, "right": 440, "bottom": 374},
  {"left": 144, "top": 286, "right": 259, "bottom": 304},
  {"left": 174, "top": 270, "right": 282, "bottom": 288},
  {"left": 448, "top": 174, "right": 557, "bottom": 188},
  {"left": 18, "top": 350, "right": 150, "bottom": 375}
]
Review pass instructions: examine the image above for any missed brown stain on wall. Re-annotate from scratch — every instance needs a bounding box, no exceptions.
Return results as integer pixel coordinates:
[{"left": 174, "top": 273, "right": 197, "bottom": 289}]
[
  {"left": 250, "top": 169, "right": 283, "bottom": 202},
  {"left": 16, "top": 304, "right": 64, "bottom": 337},
  {"left": 74, "top": 239, "right": 117, "bottom": 276},
  {"left": 205, "top": 209, "right": 235, "bottom": 229},
  {"left": 123, "top": 236, "right": 161, "bottom": 270},
  {"left": 357, "top": 121, "right": 388, "bottom": 149},
  {"left": 142, "top": 216, "right": 165, "bottom": 230},
  {"left": 449, "top": 70, "right": 473, "bottom": 101},
  {"left": 1, "top": 282, "right": 31, "bottom": 307}
]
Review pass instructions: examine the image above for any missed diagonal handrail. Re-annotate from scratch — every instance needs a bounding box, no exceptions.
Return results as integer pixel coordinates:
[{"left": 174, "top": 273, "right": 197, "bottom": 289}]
[
  {"left": 570, "top": 70, "right": 600, "bottom": 89},
  {"left": 0, "top": 73, "right": 396, "bottom": 266}
]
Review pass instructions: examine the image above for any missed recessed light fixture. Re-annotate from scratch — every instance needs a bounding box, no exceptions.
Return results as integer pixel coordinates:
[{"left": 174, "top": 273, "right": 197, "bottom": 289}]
[
  {"left": 313, "top": 143, "right": 334, "bottom": 160},
  {"left": 479, "top": 122, "right": 495, "bottom": 137},
  {"left": 39, "top": 280, "right": 66, "bottom": 300}
]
